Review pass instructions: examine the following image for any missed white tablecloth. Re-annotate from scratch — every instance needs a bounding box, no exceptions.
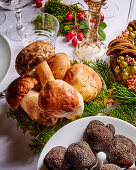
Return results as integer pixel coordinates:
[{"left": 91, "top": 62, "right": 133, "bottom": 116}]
[{"left": 0, "top": 0, "right": 134, "bottom": 169}]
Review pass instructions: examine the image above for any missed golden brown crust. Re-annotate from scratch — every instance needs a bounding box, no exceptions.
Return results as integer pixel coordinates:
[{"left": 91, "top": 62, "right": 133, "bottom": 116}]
[
  {"left": 49, "top": 53, "right": 70, "bottom": 79},
  {"left": 38, "top": 80, "right": 79, "bottom": 118},
  {"left": 120, "top": 49, "right": 136, "bottom": 57},
  {"left": 15, "top": 41, "right": 55, "bottom": 76},
  {"left": 6, "top": 76, "right": 38, "bottom": 109},
  {"left": 20, "top": 90, "right": 58, "bottom": 126},
  {"left": 108, "top": 38, "right": 130, "bottom": 49},
  {"left": 113, "top": 42, "right": 136, "bottom": 50},
  {"left": 106, "top": 46, "right": 128, "bottom": 56},
  {"left": 66, "top": 63, "right": 102, "bottom": 102}
]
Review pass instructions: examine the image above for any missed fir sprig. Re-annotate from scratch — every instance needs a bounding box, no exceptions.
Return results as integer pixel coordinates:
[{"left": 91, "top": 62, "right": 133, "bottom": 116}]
[
  {"left": 105, "top": 105, "right": 136, "bottom": 124},
  {"left": 82, "top": 101, "right": 106, "bottom": 118},
  {"left": 113, "top": 83, "right": 136, "bottom": 104},
  {"left": 90, "top": 60, "right": 116, "bottom": 88}
]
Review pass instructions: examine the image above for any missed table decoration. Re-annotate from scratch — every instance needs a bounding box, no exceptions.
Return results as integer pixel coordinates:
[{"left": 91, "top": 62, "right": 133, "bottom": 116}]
[
  {"left": 107, "top": 19, "right": 136, "bottom": 92},
  {"left": 75, "top": 0, "right": 107, "bottom": 61},
  {"left": 43, "top": 0, "right": 107, "bottom": 46},
  {"left": 2, "top": 0, "right": 136, "bottom": 157}
]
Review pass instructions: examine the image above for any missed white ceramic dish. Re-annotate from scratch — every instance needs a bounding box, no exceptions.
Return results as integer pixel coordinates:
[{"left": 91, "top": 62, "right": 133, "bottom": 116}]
[
  {"left": 37, "top": 116, "right": 136, "bottom": 170},
  {"left": 0, "top": 34, "right": 11, "bottom": 84}
]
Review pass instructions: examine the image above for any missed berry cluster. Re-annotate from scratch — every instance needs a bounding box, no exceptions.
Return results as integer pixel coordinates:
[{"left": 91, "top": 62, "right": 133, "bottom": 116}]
[
  {"left": 66, "top": 31, "right": 84, "bottom": 46},
  {"left": 65, "top": 12, "right": 104, "bottom": 46},
  {"left": 117, "top": 29, "right": 129, "bottom": 40},
  {"left": 65, "top": 13, "right": 85, "bottom": 46},
  {"left": 65, "top": 13, "right": 85, "bottom": 21},
  {"left": 127, "top": 73, "right": 136, "bottom": 92},
  {"left": 125, "top": 55, "right": 135, "bottom": 64},
  {"left": 32, "top": 0, "right": 43, "bottom": 8}
]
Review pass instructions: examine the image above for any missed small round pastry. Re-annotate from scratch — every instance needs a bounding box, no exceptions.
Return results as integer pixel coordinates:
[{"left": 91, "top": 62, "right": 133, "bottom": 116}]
[
  {"left": 38, "top": 80, "right": 79, "bottom": 118},
  {"left": 20, "top": 90, "right": 58, "bottom": 126},
  {"left": 83, "top": 120, "right": 113, "bottom": 151},
  {"left": 6, "top": 76, "right": 38, "bottom": 109},
  {"left": 16, "top": 41, "right": 55, "bottom": 77},
  {"left": 49, "top": 53, "right": 70, "bottom": 79},
  {"left": 65, "top": 141, "right": 97, "bottom": 170},
  {"left": 16, "top": 41, "right": 56, "bottom": 87},
  {"left": 106, "top": 124, "right": 115, "bottom": 135},
  {"left": 44, "top": 146, "right": 71, "bottom": 170},
  {"left": 66, "top": 63, "right": 102, "bottom": 102},
  {"left": 6, "top": 76, "right": 58, "bottom": 126},
  {"left": 106, "top": 135, "right": 136, "bottom": 168},
  {"left": 101, "top": 164, "right": 122, "bottom": 170}
]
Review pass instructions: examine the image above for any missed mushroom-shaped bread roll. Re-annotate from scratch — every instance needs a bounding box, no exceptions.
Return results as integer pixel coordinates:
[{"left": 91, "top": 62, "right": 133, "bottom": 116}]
[
  {"left": 66, "top": 63, "right": 102, "bottom": 102},
  {"left": 6, "top": 76, "right": 58, "bottom": 126},
  {"left": 15, "top": 41, "right": 55, "bottom": 86},
  {"left": 6, "top": 76, "right": 38, "bottom": 109},
  {"left": 38, "top": 80, "right": 80, "bottom": 118},
  {"left": 48, "top": 53, "right": 70, "bottom": 79}
]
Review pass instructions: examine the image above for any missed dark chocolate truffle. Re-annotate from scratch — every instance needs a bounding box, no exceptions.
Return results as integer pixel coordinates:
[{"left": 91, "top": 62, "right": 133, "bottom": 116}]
[
  {"left": 106, "top": 124, "right": 115, "bottom": 135},
  {"left": 65, "top": 141, "right": 97, "bottom": 170},
  {"left": 101, "top": 164, "right": 122, "bottom": 170},
  {"left": 44, "top": 146, "right": 71, "bottom": 170},
  {"left": 83, "top": 120, "right": 113, "bottom": 151},
  {"left": 106, "top": 135, "right": 136, "bottom": 168}
]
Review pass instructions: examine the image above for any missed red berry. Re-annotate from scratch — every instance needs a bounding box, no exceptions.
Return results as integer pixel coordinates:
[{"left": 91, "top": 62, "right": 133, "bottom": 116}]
[
  {"left": 35, "top": 0, "right": 42, "bottom": 8},
  {"left": 66, "top": 14, "right": 73, "bottom": 21},
  {"left": 100, "top": 12, "right": 104, "bottom": 21},
  {"left": 78, "top": 13, "right": 85, "bottom": 20},
  {"left": 77, "top": 33, "right": 83, "bottom": 41},
  {"left": 72, "top": 38, "right": 78, "bottom": 46},
  {"left": 66, "top": 31, "right": 75, "bottom": 41}
]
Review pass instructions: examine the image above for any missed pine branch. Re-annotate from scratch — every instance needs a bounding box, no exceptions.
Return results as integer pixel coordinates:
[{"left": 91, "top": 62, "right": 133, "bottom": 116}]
[
  {"left": 113, "top": 83, "right": 136, "bottom": 104},
  {"left": 104, "top": 105, "right": 136, "bottom": 126}
]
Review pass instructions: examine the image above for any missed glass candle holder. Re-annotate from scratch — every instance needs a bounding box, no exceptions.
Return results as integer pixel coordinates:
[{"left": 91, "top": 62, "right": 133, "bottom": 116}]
[
  {"left": 75, "top": 0, "right": 106, "bottom": 61},
  {"left": 23, "top": 12, "right": 60, "bottom": 47}
]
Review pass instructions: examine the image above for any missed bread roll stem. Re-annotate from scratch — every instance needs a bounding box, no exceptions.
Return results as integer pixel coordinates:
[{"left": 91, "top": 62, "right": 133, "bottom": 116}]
[{"left": 36, "top": 61, "right": 54, "bottom": 87}]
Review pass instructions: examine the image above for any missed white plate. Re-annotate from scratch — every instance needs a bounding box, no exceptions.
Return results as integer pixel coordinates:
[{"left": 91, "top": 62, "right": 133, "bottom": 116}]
[
  {"left": 0, "top": 34, "right": 11, "bottom": 83},
  {"left": 37, "top": 116, "right": 136, "bottom": 170}
]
